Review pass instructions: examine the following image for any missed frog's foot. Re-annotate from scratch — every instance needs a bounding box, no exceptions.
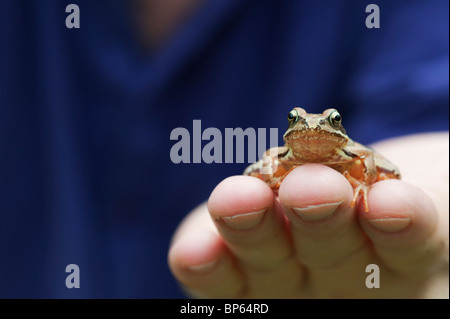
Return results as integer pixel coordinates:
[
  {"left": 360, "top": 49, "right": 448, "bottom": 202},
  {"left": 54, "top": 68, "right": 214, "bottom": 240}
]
[
  {"left": 343, "top": 171, "right": 370, "bottom": 212},
  {"left": 351, "top": 184, "right": 370, "bottom": 212},
  {"left": 243, "top": 160, "right": 265, "bottom": 176}
]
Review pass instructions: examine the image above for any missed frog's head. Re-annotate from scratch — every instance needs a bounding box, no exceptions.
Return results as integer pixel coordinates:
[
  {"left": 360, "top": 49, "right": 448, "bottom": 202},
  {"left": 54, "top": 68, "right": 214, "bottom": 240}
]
[{"left": 283, "top": 108, "right": 349, "bottom": 158}]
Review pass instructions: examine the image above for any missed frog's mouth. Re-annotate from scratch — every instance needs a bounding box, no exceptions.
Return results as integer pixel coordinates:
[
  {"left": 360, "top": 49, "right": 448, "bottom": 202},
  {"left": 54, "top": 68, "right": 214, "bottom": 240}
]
[
  {"left": 284, "top": 129, "right": 348, "bottom": 159},
  {"left": 284, "top": 129, "right": 347, "bottom": 145}
]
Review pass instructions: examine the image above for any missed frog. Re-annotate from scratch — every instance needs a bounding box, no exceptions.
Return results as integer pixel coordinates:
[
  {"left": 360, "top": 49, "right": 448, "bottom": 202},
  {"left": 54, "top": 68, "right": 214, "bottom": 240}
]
[{"left": 243, "top": 107, "right": 401, "bottom": 212}]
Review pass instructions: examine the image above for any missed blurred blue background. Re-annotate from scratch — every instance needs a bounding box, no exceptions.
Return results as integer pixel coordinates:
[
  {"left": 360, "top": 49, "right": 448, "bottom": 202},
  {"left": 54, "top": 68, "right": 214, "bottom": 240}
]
[{"left": 0, "top": 0, "right": 448, "bottom": 298}]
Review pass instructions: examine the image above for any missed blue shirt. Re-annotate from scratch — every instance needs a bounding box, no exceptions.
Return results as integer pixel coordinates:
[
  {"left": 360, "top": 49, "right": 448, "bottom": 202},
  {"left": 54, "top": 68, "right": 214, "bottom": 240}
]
[{"left": 0, "top": 0, "right": 448, "bottom": 297}]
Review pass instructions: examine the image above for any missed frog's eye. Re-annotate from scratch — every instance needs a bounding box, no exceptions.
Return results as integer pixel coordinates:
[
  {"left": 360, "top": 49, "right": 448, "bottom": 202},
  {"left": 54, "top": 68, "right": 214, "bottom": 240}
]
[
  {"left": 328, "top": 110, "right": 342, "bottom": 128},
  {"left": 287, "top": 109, "right": 299, "bottom": 126}
]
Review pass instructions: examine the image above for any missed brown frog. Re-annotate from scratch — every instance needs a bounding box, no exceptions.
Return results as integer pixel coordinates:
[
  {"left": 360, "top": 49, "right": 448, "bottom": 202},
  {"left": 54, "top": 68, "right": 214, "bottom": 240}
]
[{"left": 244, "top": 108, "right": 401, "bottom": 212}]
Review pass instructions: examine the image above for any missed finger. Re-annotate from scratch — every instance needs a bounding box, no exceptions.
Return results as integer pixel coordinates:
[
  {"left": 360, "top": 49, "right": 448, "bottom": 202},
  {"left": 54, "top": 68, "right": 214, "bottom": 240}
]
[
  {"left": 279, "top": 164, "right": 370, "bottom": 269},
  {"left": 358, "top": 180, "right": 446, "bottom": 274},
  {"left": 168, "top": 203, "right": 244, "bottom": 298},
  {"left": 278, "top": 164, "right": 377, "bottom": 297},
  {"left": 208, "top": 176, "right": 304, "bottom": 298}
]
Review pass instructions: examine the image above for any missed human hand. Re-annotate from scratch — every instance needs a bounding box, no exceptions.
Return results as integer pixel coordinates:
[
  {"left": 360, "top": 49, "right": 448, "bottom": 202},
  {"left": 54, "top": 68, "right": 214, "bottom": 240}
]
[{"left": 168, "top": 132, "right": 449, "bottom": 298}]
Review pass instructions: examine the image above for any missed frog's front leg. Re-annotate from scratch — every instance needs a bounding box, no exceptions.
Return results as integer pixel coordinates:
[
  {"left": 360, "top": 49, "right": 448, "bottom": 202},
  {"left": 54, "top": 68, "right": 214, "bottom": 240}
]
[
  {"left": 343, "top": 171, "right": 371, "bottom": 212},
  {"left": 343, "top": 144, "right": 378, "bottom": 212},
  {"left": 243, "top": 146, "right": 291, "bottom": 189}
]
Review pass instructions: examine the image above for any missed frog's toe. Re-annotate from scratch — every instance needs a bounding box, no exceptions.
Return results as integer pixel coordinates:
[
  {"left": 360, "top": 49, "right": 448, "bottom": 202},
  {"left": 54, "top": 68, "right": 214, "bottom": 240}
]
[
  {"left": 361, "top": 186, "right": 370, "bottom": 212},
  {"left": 350, "top": 184, "right": 360, "bottom": 208},
  {"left": 350, "top": 184, "right": 370, "bottom": 212},
  {"left": 343, "top": 170, "right": 359, "bottom": 188}
]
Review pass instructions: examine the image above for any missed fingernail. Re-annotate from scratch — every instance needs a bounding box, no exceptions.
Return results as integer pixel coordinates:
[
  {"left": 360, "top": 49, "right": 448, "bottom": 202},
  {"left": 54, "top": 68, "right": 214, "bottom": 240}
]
[
  {"left": 367, "top": 217, "right": 411, "bottom": 232},
  {"left": 220, "top": 209, "right": 266, "bottom": 230},
  {"left": 292, "top": 201, "right": 344, "bottom": 222},
  {"left": 187, "top": 260, "right": 218, "bottom": 273}
]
